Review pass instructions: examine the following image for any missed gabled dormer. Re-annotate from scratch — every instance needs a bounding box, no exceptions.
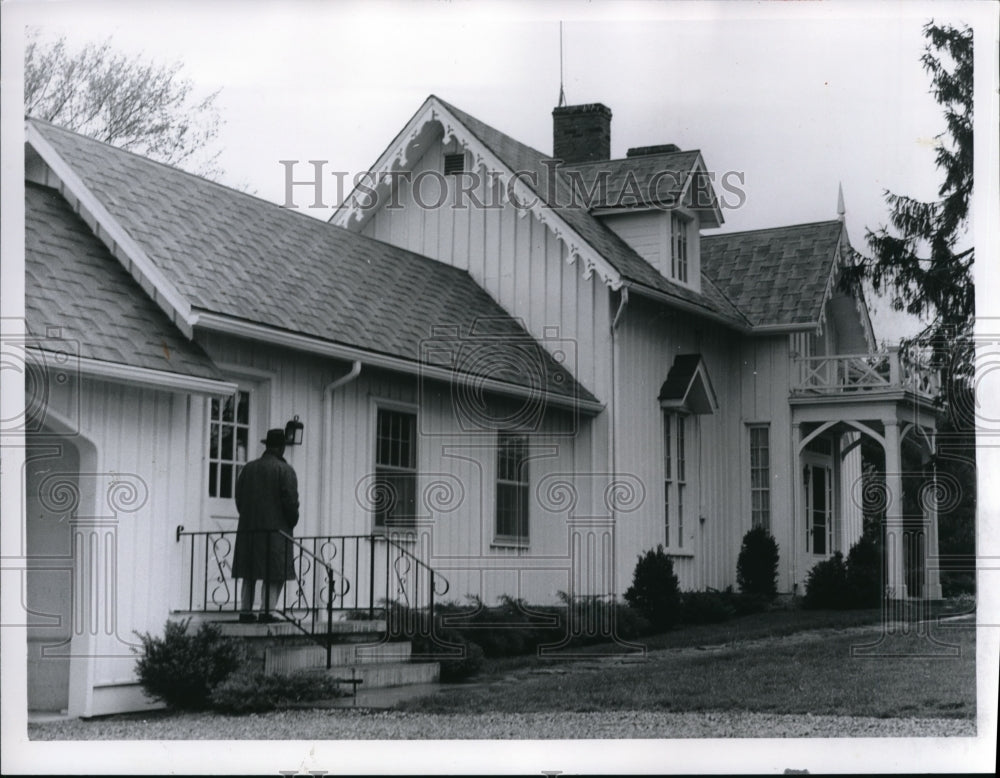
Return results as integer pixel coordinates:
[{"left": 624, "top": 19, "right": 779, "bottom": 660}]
[{"left": 553, "top": 106, "right": 723, "bottom": 294}]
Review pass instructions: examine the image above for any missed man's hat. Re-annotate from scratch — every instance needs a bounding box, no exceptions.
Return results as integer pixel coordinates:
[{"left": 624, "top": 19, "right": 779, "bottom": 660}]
[{"left": 261, "top": 428, "right": 287, "bottom": 448}]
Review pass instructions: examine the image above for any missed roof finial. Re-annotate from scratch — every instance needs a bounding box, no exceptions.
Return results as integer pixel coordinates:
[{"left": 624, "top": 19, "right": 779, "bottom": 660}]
[
  {"left": 837, "top": 182, "right": 845, "bottom": 222},
  {"left": 558, "top": 22, "right": 567, "bottom": 107}
]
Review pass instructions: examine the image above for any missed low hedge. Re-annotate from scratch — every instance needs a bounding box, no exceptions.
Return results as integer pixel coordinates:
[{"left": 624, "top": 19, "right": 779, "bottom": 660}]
[{"left": 209, "top": 670, "right": 349, "bottom": 714}]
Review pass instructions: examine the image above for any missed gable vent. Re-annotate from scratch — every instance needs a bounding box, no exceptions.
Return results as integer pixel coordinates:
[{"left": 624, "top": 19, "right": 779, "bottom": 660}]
[{"left": 443, "top": 152, "right": 466, "bottom": 176}]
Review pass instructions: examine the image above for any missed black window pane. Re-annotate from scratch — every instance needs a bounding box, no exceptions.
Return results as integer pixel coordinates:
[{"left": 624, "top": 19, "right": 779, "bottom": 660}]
[
  {"left": 220, "top": 464, "right": 233, "bottom": 499},
  {"left": 236, "top": 391, "right": 249, "bottom": 424},
  {"left": 221, "top": 427, "right": 234, "bottom": 460}
]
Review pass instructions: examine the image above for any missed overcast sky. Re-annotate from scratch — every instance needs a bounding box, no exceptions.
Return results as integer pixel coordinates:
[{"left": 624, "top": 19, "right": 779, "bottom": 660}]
[{"left": 6, "top": 0, "right": 986, "bottom": 341}]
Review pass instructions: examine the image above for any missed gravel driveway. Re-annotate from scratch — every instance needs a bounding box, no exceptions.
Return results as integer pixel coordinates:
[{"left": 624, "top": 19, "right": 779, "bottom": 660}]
[{"left": 29, "top": 708, "right": 974, "bottom": 740}]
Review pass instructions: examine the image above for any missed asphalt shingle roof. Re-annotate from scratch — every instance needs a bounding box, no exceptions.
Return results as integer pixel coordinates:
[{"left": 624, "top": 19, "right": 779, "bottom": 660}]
[
  {"left": 30, "top": 119, "right": 593, "bottom": 405},
  {"left": 700, "top": 220, "right": 844, "bottom": 327},
  {"left": 435, "top": 98, "right": 750, "bottom": 329},
  {"left": 25, "top": 182, "right": 222, "bottom": 380},
  {"left": 561, "top": 151, "right": 702, "bottom": 209}
]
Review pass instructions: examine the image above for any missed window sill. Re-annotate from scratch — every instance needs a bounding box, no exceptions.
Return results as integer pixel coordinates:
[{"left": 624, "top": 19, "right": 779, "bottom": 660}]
[
  {"left": 664, "top": 550, "right": 695, "bottom": 559},
  {"left": 491, "top": 539, "right": 529, "bottom": 551}
]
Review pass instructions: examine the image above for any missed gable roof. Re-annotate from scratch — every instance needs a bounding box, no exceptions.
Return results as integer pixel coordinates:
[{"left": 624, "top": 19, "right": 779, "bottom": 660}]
[
  {"left": 700, "top": 220, "right": 846, "bottom": 328},
  {"left": 560, "top": 150, "right": 722, "bottom": 226},
  {"left": 405, "top": 97, "right": 750, "bottom": 329},
  {"left": 25, "top": 181, "right": 225, "bottom": 387},
  {"left": 658, "top": 354, "right": 719, "bottom": 415},
  {"left": 26, "top": 119, "right": 597, "bottom": 409}
]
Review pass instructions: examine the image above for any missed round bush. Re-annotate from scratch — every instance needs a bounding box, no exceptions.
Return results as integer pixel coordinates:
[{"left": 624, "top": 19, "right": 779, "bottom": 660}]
[
  {"left": 736, "top": 526, "right": 780, "bottom": 598},
  {"left": 623, "top": 545, "right": 681, "bottom": 632},
  {"left": 134, "top": 619, "right": 246, "bottom": 710},
  {"left": 845, "top": 536, "right": 883, "bottom": 607},
  {"left": 803, "top": 552, "right": 848, "bottom": 610}
]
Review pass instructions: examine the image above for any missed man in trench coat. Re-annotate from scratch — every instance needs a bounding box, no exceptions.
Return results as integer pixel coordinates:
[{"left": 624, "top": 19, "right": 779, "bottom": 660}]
[{"left": 232, "top": 428, "right": 299, "bottom": 623}]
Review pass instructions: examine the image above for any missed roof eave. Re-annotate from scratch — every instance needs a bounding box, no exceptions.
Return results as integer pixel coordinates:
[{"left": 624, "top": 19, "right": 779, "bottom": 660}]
[
  {"left": 31, "top": 348, "right": 235, "bottom": 396},
  {"left": 623, "top": 281, "right": 751, "bottom": 333},
  {"left": 330, "top": 96, "right": 625, "bottom": 291},
  {"left": 192, "top": 311, "right": 605, "bottom": 416}
]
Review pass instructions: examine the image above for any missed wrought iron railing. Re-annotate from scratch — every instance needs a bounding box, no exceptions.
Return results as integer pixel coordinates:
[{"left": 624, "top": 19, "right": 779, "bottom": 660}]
[
  {"left": 174, "top": 527, "right": 450, "bottom": 666},
  {"left": 790, "top": 347, "right": 940, "bottom": 399}
]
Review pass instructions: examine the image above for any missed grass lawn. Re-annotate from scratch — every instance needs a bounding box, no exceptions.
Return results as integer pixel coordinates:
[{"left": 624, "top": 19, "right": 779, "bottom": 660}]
[{"left": 401, "top": 610, "right": 976, "bottom": 720}]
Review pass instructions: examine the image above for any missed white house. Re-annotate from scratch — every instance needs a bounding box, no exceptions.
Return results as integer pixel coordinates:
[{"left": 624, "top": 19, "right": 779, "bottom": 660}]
[{"left": 21, "top": 96, "right": 942, "bottom": 716}]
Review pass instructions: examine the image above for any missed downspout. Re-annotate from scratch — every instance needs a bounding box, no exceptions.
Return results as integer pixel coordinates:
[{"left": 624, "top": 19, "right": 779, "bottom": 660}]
[
  {"left": 609, "top": 287, "right": 629, "bottom": 595},
  {"left": 320, "top": 361, "right": 362, "bottom": 530}
]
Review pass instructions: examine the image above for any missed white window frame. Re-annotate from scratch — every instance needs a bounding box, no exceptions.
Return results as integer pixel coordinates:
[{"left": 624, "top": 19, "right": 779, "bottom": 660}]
[
  {"left": 494, "top": 431, "right": 530, "bottom": 547},
  {"left": 372, "top": 401, "right": 419, "bottom": 531},
  {"left": 663, "top": 410, "right": 691, "bottom": 550},
  {"left": 670, "top": 211, "right": 690, "bottom": 284},
  {"left": 205, "top": 374, "right": 270, "bottom": 523},
  {"left": 803, "top": 453, "right": 835, "bottom": 556},
  {"left": 749, "top": 424, "right": 771, "bottom": 531}
]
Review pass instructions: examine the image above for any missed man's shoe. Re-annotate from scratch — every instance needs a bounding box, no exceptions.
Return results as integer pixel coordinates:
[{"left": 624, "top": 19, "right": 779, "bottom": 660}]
[
  {"left": 257, "top": 613, "right": 280, "bottom": 624},
  {"left": 238, "top": 613, "right": 257, "bottom": 624}
]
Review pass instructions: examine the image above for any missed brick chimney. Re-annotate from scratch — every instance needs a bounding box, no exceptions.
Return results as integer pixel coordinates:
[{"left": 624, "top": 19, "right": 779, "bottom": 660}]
[{"left": 552, "top": 103, "right": 612, "bottom": 163}]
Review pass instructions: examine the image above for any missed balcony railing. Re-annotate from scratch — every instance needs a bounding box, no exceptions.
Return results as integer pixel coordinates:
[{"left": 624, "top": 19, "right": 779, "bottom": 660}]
[{"left": 791, "top": 347, "right": 940, "bottom": 399}]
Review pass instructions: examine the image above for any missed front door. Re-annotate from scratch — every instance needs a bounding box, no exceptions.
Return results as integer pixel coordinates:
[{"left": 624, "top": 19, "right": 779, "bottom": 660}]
[{"left": 804, "top": 457, "right": 834, "bottom": 556}]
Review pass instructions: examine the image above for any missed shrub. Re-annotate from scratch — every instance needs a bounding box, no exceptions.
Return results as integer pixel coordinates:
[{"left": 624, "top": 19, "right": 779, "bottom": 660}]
[
  {"left": 209, "top": 670, "right": 348, "bottom": 714},
  {"left": 133, "top": 619, "right": 246, "bottom": 710},
  {"left": 623, "top": 545, "right": 681, "bottom": 632},
  {"left": 845, "top": 535, "right": 883, "bottom": 608},
  {"left": 803, "top": 552, "right": 848, "bottom": 610},
  {"left": 736, "top": 527, "right": 780, "bottom": 598},
  {"left": 609, "top": 602, "right": 653, "bottom": 640},
  {"left": 728, "top": 590, "right": 773, "bottom": 616},
  {"left": 680, "top": 591, "right": 737, "bottom": 624},
  {"left": 941, "top": 571, "right": 975, "bottom": 598}
]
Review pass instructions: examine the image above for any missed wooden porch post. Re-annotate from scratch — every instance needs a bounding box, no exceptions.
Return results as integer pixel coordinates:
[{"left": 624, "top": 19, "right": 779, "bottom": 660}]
[
  {"left": 925, "top": 449, "right": 944, "bottom": 599},
  {"left": 792, "top": 422, "right": 803, "bottom": 593},
  {"left": 883, "top": 420, "right": 907, "bottom": 599}
]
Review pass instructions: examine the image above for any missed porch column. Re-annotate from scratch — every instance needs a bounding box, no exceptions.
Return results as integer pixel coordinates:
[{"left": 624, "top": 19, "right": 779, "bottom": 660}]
[
  {"left": 925, "top": 457, "right": 944, "bottom": 599},
  {"left": 792, "top": 422, "right": 803, "bottom": 594},
  {"left": 883, "top": 420, "right": 907, "bottom": 600}
]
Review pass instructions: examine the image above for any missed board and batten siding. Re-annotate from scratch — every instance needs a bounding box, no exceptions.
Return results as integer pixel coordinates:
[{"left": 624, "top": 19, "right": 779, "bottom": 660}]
[
  {"left": 30, "top": 374, "right": 202, "bottom": 716},
  {"left": 196, "top": 331, "right": 600, "bottom": 606},
  {"left": 613, "top": 294, "right": 746, "bottom": 594},
  {"left": 601, "top": 211, "right": 667, "bottom": 275},
  {"left": 357, "top": 140, "right": 614, "bottom": 407},
  {"left": 740, "top": 335, "right": 797, "bottom": 591}
]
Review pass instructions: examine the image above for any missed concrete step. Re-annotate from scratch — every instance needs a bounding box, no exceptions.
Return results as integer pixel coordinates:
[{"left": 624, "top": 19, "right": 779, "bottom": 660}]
[
  {"left": 326, "top": 660, "right": 440, "bottom": 690},
  {"left": 206, "top": 618, "right": 387, "bottom": 640},
  {"left": 264, "top": 640, "right": 412, "bottom": 674}
]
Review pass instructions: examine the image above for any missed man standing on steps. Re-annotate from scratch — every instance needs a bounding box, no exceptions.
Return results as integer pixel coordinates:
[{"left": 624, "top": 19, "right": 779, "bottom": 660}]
[{"left": 233, "top": 428, "right": 299, "bottom": 624}]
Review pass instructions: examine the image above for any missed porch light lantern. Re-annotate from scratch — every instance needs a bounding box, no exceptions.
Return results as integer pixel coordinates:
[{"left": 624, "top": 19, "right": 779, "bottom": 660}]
[{"left": 284, "top": 415, "right": 304, "bottom": 446}]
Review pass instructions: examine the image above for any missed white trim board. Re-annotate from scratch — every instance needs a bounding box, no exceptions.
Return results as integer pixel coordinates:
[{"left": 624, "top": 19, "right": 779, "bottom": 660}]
[
  {"left": 25, "top": 121, "right": 195, "bottom": 338},
  {"left": 192, "top": 311, "right": 604, "bottom": 415}
]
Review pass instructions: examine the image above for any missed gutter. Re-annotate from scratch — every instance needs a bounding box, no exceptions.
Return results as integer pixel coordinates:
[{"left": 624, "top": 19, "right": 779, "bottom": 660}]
[
  {"left": 33, "top": 348, "right": 237, "bottom": 396},
  {"left": 750, "top": 322, "right": 821, "bottom": 335},
  {"left": 191, "top": 311, "right": 605, "bottom": 415},
  {"left": 320, "top": 361, "right": 362, "bottom": 530},
  {"left": 624, "top": 281, "right": 751, "bottom": 332}
]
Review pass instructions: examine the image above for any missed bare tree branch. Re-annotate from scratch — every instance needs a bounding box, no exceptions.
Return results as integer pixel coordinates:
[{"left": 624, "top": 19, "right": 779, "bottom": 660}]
[{"left": 24, "top": 30, "right": 224, "bottom": 179}]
